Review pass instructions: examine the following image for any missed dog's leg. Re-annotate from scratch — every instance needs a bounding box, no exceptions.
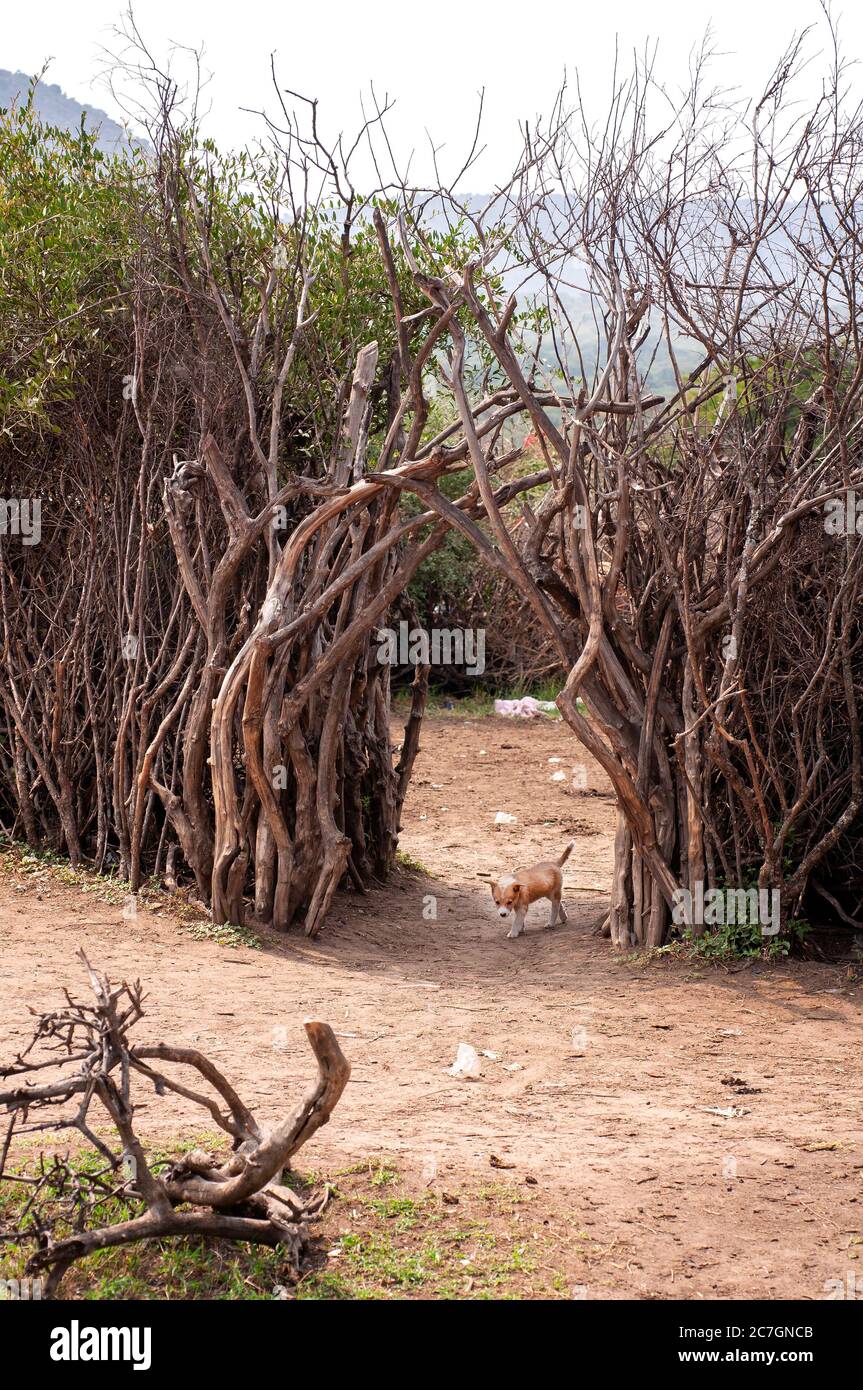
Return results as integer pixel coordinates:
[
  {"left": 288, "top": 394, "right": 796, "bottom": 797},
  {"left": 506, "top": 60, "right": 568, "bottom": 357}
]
[
  {"left": 547, "top": 894, "right": 560, "bottom": 928},
  {"left": 559, "top": 899, "right": 568, "bottom": 923},
  {"left": 507, "top": 908, "right": 526, "bottom": 939}
]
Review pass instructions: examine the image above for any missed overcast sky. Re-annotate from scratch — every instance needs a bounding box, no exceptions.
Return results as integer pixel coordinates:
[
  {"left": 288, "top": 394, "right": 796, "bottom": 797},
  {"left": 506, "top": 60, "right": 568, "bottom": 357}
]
[{"left": 4, "top": 1, "right": 862, "bottom": 186}]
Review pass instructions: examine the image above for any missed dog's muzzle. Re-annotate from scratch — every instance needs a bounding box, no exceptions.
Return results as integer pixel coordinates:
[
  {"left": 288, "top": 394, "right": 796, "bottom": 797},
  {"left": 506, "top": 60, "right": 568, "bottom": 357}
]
[{"left": 498, "top": 908, "right": 510, "bottom": 918}]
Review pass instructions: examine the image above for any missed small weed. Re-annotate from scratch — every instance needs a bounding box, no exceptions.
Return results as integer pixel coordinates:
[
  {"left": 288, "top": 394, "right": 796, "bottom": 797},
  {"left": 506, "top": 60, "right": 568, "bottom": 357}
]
[
  {"left": 369, "top": 1162, "right": 399, "bottom": 1188},
  {"left": 0, "top": 838, "right": 210, "bottom": 926},
  {"left": 367, "top": 1196, "right": 420, "bottom": 1220},
  {"left": 184, "top": 920, "right": 261, "bottom": 950},
  {"left": 333, "top": 1158, "right": 399, "bottom": 1187},
  {"left": 682, "top": 917, "right": 809, "bottom": 962},
  {"left": 396, "top": 850, "right": 431, "bottom": 875}
]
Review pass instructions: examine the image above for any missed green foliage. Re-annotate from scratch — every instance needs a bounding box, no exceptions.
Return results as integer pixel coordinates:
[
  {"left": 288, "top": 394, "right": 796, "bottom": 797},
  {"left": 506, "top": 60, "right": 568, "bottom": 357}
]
[
  {"left": 0, "top": 86, "right": 142, "bottom": 433},
  {"left": 406, "top": 477, "right": 479, "bottom": 621},
  {"left": 0, "top": 93, "right": 487, "bottom": 471},
  {"left": 683, "top": 916, "right": 809, "bottom": 961},
  {"left": 184, "top": 920, "right": 262, "bottom": 950},
  {"left": 395, "top": 849, "right": 432, "bottom": 874}
]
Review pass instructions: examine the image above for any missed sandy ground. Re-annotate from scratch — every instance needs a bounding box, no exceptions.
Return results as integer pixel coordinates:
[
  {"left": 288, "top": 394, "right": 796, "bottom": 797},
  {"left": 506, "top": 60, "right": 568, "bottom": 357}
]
[{"left": 1, "top": 713, "right": 861, "bottom": 1299}]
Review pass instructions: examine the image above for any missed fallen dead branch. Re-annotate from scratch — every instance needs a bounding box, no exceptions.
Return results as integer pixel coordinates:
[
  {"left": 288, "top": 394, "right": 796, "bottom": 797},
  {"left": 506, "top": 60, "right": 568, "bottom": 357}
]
[{"left": 0, "top": 951, "right": 349, "bottom": 1297}]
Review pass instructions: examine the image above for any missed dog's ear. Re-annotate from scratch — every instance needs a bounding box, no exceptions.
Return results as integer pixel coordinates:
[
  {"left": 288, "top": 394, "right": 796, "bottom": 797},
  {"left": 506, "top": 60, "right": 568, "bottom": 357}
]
[{"left": 510, "top": 877, "right": 522, "bottom": 893}]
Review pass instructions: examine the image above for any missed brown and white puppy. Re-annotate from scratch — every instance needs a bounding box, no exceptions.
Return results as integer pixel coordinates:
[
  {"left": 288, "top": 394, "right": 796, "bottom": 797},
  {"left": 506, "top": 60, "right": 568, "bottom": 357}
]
[{"left": 491, "top": 841, "right": 575, "bottom": 938}]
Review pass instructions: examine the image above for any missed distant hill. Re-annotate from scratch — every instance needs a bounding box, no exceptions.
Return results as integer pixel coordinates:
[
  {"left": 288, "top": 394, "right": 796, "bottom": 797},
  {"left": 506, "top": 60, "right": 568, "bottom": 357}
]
[{"left": 0, "top": 68, "right": 145, "bottom": 155}]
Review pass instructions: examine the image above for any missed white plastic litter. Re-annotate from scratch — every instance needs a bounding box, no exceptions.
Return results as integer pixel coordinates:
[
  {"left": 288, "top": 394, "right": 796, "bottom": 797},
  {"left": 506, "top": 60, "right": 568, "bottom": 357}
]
[
  {"left": 494, "top": 811, "right": 517, "bottom": 825},
  {"left": 550, "top": 771, "right": 566, "bottom": 782},
  {"left": 494, "top": 696, "right": 558, "bottom": 718},
  {"left": 548, "top": 756, "right": 563, "bottom": 764},
  {"left": 447, "top": 1043, "right": 481, "bottom": 1079}
]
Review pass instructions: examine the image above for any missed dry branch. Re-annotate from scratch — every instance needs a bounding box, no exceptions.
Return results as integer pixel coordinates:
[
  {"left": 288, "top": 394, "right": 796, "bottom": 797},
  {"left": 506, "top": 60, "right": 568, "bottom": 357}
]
[{"left": 0, "top": 953, "right": 349, "bottom": 1297}]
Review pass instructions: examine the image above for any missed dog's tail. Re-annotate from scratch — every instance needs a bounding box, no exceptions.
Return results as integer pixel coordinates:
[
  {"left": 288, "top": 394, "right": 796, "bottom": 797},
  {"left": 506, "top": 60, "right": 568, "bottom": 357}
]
[{"left": 557, "top": 840, "right": 576, "bottom": 867}]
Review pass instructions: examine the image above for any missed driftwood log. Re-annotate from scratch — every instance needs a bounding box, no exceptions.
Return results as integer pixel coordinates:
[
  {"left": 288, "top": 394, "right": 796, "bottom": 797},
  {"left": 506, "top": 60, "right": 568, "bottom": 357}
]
[{"left": 0, "top": 952, "right": 350, "bottom": 1297}]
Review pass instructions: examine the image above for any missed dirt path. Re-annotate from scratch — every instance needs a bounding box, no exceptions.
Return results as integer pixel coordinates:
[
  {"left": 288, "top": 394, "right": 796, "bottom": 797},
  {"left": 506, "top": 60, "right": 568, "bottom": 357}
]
[{"left": 1, "top": 714, "right": 861, "bottom": 1299}]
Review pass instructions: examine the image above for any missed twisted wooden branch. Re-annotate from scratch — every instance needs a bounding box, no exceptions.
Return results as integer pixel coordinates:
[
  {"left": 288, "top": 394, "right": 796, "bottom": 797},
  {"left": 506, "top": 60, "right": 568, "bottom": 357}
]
[{"left": 0, "top": 959, "right": 350, "bottom": 1297}]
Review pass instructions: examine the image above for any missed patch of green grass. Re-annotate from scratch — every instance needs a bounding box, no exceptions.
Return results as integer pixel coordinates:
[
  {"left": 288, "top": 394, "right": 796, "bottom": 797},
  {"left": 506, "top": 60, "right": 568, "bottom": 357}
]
[
  {"left": 0, "top": 837, "right": 211, "bottom": 926},
  {"left": 1, "top": 1148, "right": 586, "bottom": 1301},
  {"left": 294, "top": 1173, "right": 570, "bottom": 1301},
  {"left": 338, "top": 1231, "right": 439, "bottom": 1288},
  {"left": 367, "top": 1195, "right": 419, "bottom": 1218},
  {"left": 184, "top": 920, "right": 261, "bottom": 950},
  {"left": 78, "top": 1240, "right": 291, "bottom": 1301},
  {"left": 1, "top": 844, "right": 134, "bottom": 905},
  {"left": 613, "top": 910, "right": 813, "bottom": 967},
  {"left": 295, "top": 1270, "right": 364, "bottom": 1300},
  {"left": 333, "top": 1158, "right": 400, "bottom": 1187},
  {"left": 396, "top": 850, "right": 431, "bottom": 875},
  {"left": 0, "top": 1143, "right": 303, "bottom": 1301},
  {"left": 614, "top": 945, "right": 675, "bottom": 969},
  {"left": 369, "top": 1162, "right": 399, "bottom": 1188},
  {"left": 364, "top": 1195, "right": 426, "bottom": 1231},
  {"left": 474, "top": 1181, "right": 526, "bottom": 1208},
  {"left": 680, "top": 917, "right": 809, "bottom": 961}
]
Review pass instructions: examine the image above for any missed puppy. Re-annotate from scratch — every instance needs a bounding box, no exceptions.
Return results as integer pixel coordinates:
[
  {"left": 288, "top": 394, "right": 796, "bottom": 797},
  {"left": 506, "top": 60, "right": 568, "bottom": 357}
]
[{"left": 491, "top": 841, "right": 575, "bottom": 938}]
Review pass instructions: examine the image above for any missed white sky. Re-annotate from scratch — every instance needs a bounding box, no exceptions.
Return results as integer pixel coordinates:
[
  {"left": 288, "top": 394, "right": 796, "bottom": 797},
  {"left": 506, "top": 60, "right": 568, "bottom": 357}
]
[{"left": 4, "top": 1, "right": 862, "bottom": 186}]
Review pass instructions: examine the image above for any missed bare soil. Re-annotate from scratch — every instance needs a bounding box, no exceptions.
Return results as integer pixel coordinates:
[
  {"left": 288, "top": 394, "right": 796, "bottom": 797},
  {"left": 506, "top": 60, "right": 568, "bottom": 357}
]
[{"left": 1, "top": 713, "right": 861, "bottom": 1299}]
